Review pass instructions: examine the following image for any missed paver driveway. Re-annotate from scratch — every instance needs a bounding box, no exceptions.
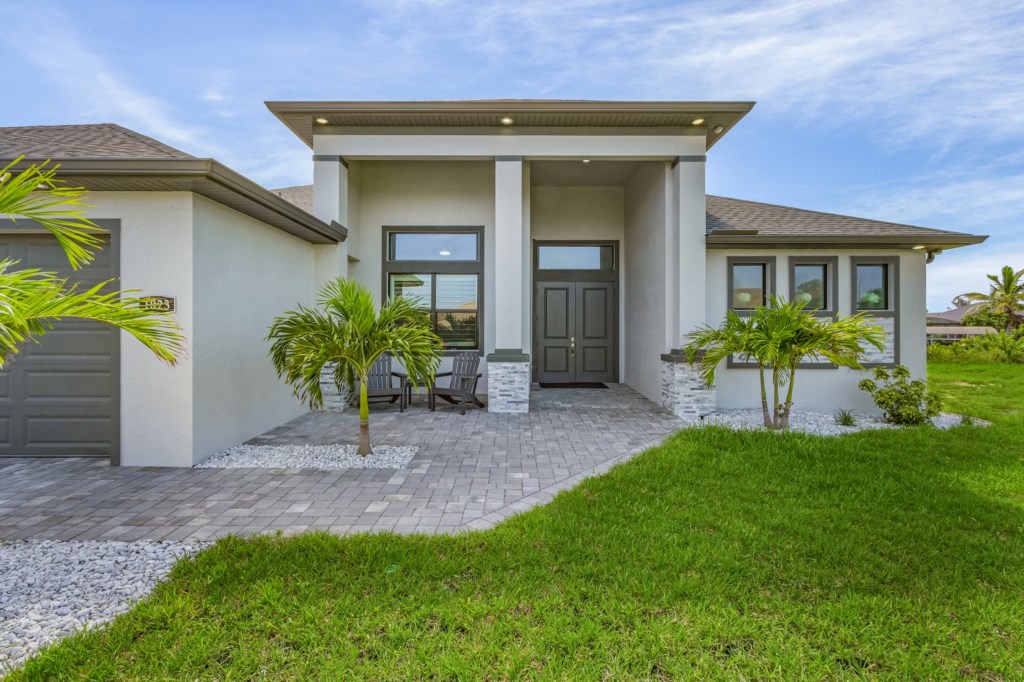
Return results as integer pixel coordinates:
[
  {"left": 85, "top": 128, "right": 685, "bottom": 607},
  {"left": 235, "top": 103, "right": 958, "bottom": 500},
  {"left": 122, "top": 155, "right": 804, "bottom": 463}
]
[{"left": 0, "top": 385, "right": 682, "bottom": 542}]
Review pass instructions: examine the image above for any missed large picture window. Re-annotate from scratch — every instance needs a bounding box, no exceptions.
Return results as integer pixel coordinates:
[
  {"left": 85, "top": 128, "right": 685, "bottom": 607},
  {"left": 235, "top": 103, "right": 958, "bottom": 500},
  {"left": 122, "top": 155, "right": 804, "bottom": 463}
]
[
  {"left": 855, "top": 263, "right": 890, "bottom": 311},
  {"left": 383, "top": 227, "right": 483, "bottom": 351}
]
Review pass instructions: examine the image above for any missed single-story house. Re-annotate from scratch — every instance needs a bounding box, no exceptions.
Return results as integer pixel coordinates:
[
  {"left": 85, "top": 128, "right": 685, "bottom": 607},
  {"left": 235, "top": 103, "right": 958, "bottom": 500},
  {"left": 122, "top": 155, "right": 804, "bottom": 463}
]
[{"left": 0, "top": 101, "right": 987, "bottom": 466}]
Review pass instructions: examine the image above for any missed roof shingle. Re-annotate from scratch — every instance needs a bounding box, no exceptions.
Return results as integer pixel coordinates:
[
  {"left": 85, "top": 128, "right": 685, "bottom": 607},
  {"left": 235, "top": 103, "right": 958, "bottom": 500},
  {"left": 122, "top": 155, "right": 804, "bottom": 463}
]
[{"left": 0, "top": 123, "right": 194, "bottom": 160}]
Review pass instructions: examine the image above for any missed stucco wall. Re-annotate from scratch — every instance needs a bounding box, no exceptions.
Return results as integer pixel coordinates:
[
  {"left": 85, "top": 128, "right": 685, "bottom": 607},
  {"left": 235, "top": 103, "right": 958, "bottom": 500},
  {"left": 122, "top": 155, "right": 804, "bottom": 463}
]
[
  {"left": 191, "top": 195, "right": 316, "bottom": 463},
  {"left": 623, "top": 163, "right": 672, "bottom": 402},
  {"left": 82, "top": 193, "right": 195, "bottom": 467},
  {"left": 348, "top": 160, "right": 496, "bottom": 389},
  {"left": 706, "top": 249, "right": 928, "bottom": 412}
]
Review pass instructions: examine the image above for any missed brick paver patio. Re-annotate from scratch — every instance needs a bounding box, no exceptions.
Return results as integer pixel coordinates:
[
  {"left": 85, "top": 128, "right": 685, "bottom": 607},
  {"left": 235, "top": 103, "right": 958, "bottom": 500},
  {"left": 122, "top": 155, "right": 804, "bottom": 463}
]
[{"left": 0, "top": 385, "right": 682, "bottom": 542}]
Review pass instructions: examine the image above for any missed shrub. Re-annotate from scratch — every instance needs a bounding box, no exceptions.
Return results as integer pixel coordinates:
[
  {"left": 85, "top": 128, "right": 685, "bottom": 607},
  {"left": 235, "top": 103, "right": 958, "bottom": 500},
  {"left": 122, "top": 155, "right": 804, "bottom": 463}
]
[
  {"left": 858, "top": 365, "right": 942, "bottom": 425},
  {"left": 833, "top": 409, "right": 858, "bottom": 427},
  {"left": 927, "top": 331, "right": 1024, "bottom": 364}
]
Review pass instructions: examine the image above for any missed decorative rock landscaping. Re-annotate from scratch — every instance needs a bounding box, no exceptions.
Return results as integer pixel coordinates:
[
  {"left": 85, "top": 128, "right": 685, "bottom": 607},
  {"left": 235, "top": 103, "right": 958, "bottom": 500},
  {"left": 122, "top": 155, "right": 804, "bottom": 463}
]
[
  {"left": 0, "top": 540, "right": 201, "bottom": 670},
  {"left": 196, "top": 443, "right": 418, "bottom": 469},
  {"left": 696, "top": 409, "right": 986, "bottom": 436}
]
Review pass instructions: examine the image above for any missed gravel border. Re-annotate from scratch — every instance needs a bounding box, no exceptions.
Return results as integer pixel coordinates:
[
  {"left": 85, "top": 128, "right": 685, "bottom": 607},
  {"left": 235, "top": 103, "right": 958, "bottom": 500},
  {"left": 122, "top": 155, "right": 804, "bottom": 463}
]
[
  {"left": 195, "top": 443, "right": 418, "bottom": 469},
  {"left": 0, "top": 540, "right": 202, "bottom": 671},
  {"left": 694, "top": 409, "right": 988, "bottom": 436}
]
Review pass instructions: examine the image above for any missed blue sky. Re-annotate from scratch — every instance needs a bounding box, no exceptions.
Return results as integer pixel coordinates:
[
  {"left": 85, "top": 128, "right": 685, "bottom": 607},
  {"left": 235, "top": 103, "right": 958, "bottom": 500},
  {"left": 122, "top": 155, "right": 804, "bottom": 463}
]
[{"left": 3, "top": 0, "right": 1022, "bottom": 310}]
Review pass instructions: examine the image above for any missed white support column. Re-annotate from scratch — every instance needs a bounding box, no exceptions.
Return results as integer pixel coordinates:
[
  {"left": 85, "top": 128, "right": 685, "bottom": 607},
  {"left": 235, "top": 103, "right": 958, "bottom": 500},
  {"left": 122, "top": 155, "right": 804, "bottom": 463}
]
[
  {"left": 312, "top": 154, "right": 351, "bottom": 411},
  {"left": 312, "top": 155, "right": 349, "bottom": 288},
  {"left": 487, "top": 156, "right": 530, "bottom": 413},
  {"left": 675, "top": 155, "right": 707, "bottom": 342},
  {"left": 662, "top": 155, "right": 715, "bottom": 417}
]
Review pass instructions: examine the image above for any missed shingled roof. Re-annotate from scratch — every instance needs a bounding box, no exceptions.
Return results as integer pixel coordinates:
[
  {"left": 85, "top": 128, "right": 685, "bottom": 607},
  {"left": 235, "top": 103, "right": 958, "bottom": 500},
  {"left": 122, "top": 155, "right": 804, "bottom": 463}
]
[
  {"left": 271, "top": 185, "right": 313, "bottom": 213},
  {"left": 705, "top": 195, "right": 984, "bottom": 248},
  {"left": 0, "top": 123, "right": 194, "bottom": 160}
]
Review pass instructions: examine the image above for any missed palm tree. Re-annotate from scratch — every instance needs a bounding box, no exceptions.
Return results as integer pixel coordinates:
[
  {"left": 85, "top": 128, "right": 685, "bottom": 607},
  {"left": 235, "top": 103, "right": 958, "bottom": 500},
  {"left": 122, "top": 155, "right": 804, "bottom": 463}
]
[
  {"left": 962, "top": 265, "right": 1024, "bottom": 332},
  {"left": 0, "top": 158, "right": 184, "bottom": 367},
  {"left": 268, "top": 278, "right": 442, "bottom": 455},
  {"left": 684, "top": 296, "right": 885, "bottom": 430}
]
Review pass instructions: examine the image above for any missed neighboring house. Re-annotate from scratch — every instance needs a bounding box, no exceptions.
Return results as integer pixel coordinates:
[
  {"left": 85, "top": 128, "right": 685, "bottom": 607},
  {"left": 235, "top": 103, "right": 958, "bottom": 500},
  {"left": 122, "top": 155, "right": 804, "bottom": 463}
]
[
  {"left": 0, "top": 101, "right": 988, "bottom": 466},
  {"left": 927, "top": 304, "right": 977, "bottom": 326}
]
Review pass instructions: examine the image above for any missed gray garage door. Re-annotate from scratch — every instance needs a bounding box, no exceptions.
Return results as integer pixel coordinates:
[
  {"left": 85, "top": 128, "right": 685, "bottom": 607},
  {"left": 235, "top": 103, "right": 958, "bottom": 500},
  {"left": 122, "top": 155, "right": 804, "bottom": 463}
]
[{"left": 0, "top": 230, "right": 119, "bottom": 460}]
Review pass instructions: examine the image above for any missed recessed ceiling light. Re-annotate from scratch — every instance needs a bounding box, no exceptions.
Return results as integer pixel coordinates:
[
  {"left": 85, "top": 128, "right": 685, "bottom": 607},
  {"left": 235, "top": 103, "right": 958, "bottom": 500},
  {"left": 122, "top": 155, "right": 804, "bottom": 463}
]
[
  {"left": 713, "top": 125, "right": 725, "bottom": 134},
  {"left": 913, "top": 245, "right": 926, "bottom": 250},
  {"left": 500, "top": 116, "right": 514, "bottom": 125},
  {"left": 439, "top": 249, "right": 451, "bottom": 257},
  {"left": 691, "top": 118, "right": 705, "bottom": 126},
  {"left": 582, "top": 159, "right": 591, "bottom": 164},
  {"left": 315, "top": 117, "right": 328, "bottom": 124}
]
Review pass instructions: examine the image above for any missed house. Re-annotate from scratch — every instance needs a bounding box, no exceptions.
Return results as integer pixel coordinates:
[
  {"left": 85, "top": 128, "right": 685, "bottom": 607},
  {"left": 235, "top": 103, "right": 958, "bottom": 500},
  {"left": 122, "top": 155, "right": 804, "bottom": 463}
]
[{"left": 0, "top": 101, "right": 988, "bottom": 466}]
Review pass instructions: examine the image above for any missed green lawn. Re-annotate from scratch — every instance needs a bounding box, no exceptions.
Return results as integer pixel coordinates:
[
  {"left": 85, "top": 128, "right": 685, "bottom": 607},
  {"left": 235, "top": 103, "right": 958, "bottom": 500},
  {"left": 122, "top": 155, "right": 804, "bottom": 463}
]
[{"left": 10, "top": 362, "right": 1024, "bottom": 681}]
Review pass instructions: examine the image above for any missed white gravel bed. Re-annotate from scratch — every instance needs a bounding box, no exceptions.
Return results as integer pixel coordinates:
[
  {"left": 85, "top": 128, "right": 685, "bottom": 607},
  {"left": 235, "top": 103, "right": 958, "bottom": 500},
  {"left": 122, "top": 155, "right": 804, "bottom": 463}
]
[
  {"left": 195, "top": 443, "right": 418, "bottom": 469},
  {"left": 695, "top": 409, "right": 987, "bottom": 436},
  {"left": 0, "top": 540, "right": 202, "bottom": 671}
]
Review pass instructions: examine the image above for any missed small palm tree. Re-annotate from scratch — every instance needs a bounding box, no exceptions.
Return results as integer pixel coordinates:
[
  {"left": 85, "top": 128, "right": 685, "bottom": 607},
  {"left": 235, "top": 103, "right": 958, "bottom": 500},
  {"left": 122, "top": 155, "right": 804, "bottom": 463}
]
[
  {"left": 684, "top": 296, "right": 885, "bottom": 430},
  {"left": 0, "top": 158, "right": 184, "bottom": 367},
  {"left": 268, "top": 278, "right": 442, "bottom": 455},
  {"left": 962, "top": 265, "right": 1024, "bottom": 332}
]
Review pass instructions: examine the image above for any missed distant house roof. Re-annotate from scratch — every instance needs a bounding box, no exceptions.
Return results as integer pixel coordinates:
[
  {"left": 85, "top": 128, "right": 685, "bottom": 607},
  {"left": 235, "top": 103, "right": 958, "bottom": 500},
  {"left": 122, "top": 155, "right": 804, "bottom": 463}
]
[
  {"left": 271, "top": 185, "right": 313, "bottom": 213},
  {"left": 0, "top": 124, "right": 340, "bottom": 244},
  {"left": 706, "top": 195, "right": 985, "bottom": 249},
  {"left": 0, "top": 123, "right": 193, "bottom": 160},
  {"left": 927, "top": 304, "right": 977, "bottom": 325}
]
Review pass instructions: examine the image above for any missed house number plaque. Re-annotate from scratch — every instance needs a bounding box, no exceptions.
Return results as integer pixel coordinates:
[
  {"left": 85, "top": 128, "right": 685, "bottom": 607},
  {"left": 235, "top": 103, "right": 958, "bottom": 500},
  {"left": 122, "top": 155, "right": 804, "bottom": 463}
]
[{"left": 139, "top": 296, "right": 176, "bottom": 313}]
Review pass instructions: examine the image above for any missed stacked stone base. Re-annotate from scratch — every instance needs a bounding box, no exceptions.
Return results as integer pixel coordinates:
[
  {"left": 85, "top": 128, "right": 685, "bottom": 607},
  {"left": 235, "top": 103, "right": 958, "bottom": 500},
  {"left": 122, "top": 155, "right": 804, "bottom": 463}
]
[
  {"left": 319, "top": 363, "right": 352, "bottom": 412},
  {"left": 486, "top": 350, "right": 531, "bottom": 414},
  {"left": 661, "top": 349, "right": 716, "bottom": 421}
]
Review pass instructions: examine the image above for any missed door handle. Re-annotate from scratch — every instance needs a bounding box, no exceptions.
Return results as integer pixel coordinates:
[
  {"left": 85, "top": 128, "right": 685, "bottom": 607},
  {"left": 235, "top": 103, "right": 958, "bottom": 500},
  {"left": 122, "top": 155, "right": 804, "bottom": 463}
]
[{"left": 570, "top": 337, "right": 576, "bottom": 356}]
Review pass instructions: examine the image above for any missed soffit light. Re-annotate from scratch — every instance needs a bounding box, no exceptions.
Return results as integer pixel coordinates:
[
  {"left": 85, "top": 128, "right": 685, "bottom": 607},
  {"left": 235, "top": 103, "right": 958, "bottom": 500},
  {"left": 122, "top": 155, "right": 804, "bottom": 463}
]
[
  {"left": 439, "top": 249, "right": 452, "bottom": 256},
  {"left": 713, "top": 125, "right": 725, "bottom": 134},
  {"left": 500, "top": 116, "right": 514, "bottom": 125},
  {"left": 913, "top": 245, "right": 926, "bottom": 250},
  {"left": 691, "top": 118, "right": 705, "bottom": 126},
  {"left": 314, "top": 117, "right": 329, "bottom": 124},
  {"left": 582, "top": 159, "right": 591, "bottom": 163}
]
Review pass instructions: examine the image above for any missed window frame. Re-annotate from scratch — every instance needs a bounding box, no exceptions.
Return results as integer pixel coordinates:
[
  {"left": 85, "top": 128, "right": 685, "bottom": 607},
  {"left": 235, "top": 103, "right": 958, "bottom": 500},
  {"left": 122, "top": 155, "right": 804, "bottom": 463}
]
[
  {"left": 382, "top": 226, "right": 484, "bottom": 354},
  {"left": 851, "top": 255, "right": 900, "bottom": 367},
  {"left": 788, "top": 256, "right": 839, "bottom": 317},
  {"left": 727, "top": 256, "right": 776, "bottom": 316}
]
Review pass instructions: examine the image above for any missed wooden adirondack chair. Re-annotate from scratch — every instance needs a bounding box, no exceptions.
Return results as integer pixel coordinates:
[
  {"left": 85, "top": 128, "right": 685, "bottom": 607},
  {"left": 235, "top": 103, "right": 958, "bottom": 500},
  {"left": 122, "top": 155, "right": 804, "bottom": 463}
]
[
  {"left": 429, "top": 352, "right": 484, "bottom": 415},
  {"left": 355, "top": 354, "right": 408, "bottom": 412}
]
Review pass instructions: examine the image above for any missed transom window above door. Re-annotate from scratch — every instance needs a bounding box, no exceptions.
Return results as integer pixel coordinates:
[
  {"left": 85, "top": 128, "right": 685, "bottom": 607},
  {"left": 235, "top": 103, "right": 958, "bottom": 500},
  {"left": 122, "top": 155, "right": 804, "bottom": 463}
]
[
  {"left": 537, "top": 244, "right": 615, "bottom": 270},
  {"left": 382, "top": 227, "right": 483, "bottom": 351}
]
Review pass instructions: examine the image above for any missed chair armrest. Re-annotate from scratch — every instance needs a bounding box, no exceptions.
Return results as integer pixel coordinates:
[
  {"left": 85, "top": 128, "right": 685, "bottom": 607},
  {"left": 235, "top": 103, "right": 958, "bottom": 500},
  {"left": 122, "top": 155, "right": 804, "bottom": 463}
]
[
  {"left": 392, "top": 370, "right": 408, "bottom": 379},
  {"left": 434, "top": 371, "right": 453, "bottom": 378}
]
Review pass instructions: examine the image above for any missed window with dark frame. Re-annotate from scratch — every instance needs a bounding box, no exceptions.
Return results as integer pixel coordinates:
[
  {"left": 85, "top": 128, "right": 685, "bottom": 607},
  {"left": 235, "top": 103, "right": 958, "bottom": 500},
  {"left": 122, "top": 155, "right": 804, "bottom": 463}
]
[
  {"left": 730, "top": 262, "right": 768, "bottom": 310},
  {"left": 383, "top": 228, "right": 482, "bottom": 351},
  {"left": 855, "top": 263, "right": 889, "bottom": 311}
]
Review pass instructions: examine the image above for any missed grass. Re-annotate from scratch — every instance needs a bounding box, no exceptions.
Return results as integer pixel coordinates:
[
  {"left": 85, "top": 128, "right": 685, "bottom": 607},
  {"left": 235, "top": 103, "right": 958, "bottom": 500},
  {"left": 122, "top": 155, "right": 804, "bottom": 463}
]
[{"left": 8, "top": 362, "right": 1024, "bottom": 680}]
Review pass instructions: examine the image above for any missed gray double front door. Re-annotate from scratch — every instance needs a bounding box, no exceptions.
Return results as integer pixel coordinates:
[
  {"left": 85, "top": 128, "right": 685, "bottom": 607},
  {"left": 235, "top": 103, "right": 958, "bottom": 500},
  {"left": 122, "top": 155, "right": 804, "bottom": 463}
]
[{"left": 535, "top": 280, "right": 617, "bottom": 384}]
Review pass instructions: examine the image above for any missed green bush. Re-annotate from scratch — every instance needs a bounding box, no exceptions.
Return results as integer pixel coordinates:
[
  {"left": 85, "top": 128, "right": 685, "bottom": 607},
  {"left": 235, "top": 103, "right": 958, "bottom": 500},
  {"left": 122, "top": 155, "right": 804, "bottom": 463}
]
[
  {"left": 858, "top": 365, "right": 942, "bottom": 425},
  {"left": 927, "top": 330, "right": 1024, "bottom": 364}
]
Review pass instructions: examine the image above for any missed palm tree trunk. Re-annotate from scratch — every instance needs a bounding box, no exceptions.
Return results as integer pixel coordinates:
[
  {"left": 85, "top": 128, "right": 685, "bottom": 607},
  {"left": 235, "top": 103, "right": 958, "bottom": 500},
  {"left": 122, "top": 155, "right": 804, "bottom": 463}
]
[
  {"left": 357, "top": 378, "right": 372, "bottom": 456},
  {"left": 771, "top": 366, "right": 781, "bottom": 430},
  {"left": 780, "top": 363, "right": 798, "bottom": 430},
  {"left": 758, "top": 364, "right": 772, "bottom": 428}
]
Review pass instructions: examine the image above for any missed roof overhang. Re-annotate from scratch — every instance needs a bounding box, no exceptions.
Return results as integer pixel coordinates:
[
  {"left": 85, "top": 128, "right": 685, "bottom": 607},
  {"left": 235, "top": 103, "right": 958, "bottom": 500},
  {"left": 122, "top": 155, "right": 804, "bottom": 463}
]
[
  {"left": 265, "top": 100, "right": 756, "bottom": 151},
  {"left": 706, "top": 231, "right": 988, "bottom": 250},
  {"left": 2, "top": 158, "right": 342, "bottom": 244}
]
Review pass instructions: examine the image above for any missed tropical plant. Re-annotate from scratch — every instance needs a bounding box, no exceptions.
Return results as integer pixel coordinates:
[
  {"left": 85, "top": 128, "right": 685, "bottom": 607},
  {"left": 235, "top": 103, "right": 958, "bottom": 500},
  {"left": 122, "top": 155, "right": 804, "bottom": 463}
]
[
  {"left": 0, "top": 158, "right": 184, "bottom": 367},
  {"left": 960, "top": 265, "right": 1024, "bottom": 332},
  {"left": 927, "top": 329, "right": 1024, "bottom": 364},
  {"left": 833, "top": 409, "right": 858, "bottom": 427},
  {"left": 858, "top": 365, "right": 942, "bottom": 425},
  {"left": 268, "top": 278, "right": 442, "bottom": 455},
  {"left": 684, "top": 296, "right": 885, "bottom": 430}
]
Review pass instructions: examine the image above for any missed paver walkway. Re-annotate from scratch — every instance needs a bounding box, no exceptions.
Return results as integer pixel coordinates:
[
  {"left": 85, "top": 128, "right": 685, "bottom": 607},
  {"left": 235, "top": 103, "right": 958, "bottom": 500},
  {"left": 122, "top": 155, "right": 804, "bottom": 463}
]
[{"left": 0, "top": 385, "right": 682, "bottom": 542}]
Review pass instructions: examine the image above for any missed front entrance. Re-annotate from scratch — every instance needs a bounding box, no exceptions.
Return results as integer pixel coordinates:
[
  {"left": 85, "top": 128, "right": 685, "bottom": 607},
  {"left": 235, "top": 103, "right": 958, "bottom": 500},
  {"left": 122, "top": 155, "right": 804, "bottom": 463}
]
[{"left": 533, "top": 242, "right": 618, "bottom": 384}]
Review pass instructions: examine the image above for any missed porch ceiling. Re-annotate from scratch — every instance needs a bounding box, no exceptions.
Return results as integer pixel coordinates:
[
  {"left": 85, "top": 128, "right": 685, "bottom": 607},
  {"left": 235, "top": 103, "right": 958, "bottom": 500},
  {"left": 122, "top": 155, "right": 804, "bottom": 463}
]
[
  {"left": 530, "top": 160, "right": 645, "bottom": 186},
  {"left": 266, "top": 100, "right": 755, "bottom": 151}
]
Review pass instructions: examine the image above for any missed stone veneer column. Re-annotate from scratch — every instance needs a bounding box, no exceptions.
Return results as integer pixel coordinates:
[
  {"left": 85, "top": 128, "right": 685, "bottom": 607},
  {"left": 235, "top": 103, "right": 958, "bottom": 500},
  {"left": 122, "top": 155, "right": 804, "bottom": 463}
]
[
  {"left": 488, "top": 157, "right": 531, "bottom": 413},
  {"left": 319, "top": 364, "right": 352, "bottom": 412},
  {"left": 486, "top": 349, "right": 531, "bottom": 414},
  {"left": 661, "top": 349, "right": 716, "bottom": 421}
]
